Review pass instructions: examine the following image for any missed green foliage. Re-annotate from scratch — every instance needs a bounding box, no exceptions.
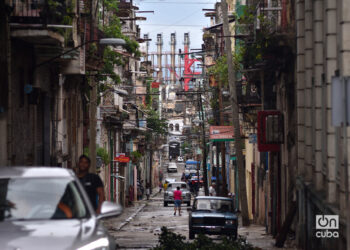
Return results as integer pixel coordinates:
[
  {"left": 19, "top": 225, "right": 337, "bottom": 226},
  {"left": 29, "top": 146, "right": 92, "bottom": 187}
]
[
  {"left": 146, "top": 109, "right": 168, "bottom": 135},
  {"left": 97, "top": 1, "right": 141, "bottom": 85},
  {"left": 131, "top": 151, "right": 143, "bottom": 162},
  {"left": 97, "top": 147, "right": 110, "bottom": 165},
  {"left": 152, "top": 227, "right": 258, "bottom": 250},
  {"left": 145, "top": 79, "right": 153, "bottom": 107},
  {"left": 99, "top": 46, "right": 123, "bottom": 84},
  {"left": 208, "top": 56, "right": 228, "bottom": 87},
  {"left": 236, "top": 3, "right": 279, "bottom": 69},
  {"left": 83, "top": 147, "right": 89, "bottom": 156},
  {"left": 181, "top": 142, "right": 192, "bottom": 154}
]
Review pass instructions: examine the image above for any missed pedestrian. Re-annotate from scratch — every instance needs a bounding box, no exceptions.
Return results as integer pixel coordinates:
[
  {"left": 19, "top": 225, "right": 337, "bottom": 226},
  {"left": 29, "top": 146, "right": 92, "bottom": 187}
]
[
  {"left": 159, "top": 182, "right": 163, "bottom": 193},
  {"left": 140, "top": 180, "right": 145, "bottom": 198},
  {"left": 77, "top": 155, "right": 105, "bottom": 214},
  {"left": 137, "top": 184, "right": 142, "bottom": 200},
  {"left": 209, "top": 183, "right": 216, "bottom": 196},
  {"left": 163, "top": 181, "right": 168, "bottom": 191},
  {"left": 181, "top": 172, "right": 186, "bottom": 182},
  {"left": 173, "top": 186, "right": 182, "bottom": 216},
  {"left": 146, "top": 182, "right": 151, "bottom": 200}
]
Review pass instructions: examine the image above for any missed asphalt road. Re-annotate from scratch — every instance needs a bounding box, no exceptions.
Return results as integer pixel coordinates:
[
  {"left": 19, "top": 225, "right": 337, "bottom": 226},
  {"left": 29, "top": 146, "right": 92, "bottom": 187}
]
[
  {"left": 107, "top": 162, "right": 298, "bottom": 250},
  {"left": 113, "top": 162, "right": 189, "bottom": 249}
]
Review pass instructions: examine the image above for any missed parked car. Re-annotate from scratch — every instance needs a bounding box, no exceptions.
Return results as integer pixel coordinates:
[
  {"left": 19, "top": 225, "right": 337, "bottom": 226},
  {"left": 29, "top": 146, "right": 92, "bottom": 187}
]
[
  {"left": 164, "top": 182, "right": 191, "bottom": 207},
  {"left": 164, "top": 178, "right": 176, "bottom": 183},
  {"left": 0, "top": 167, "right": 122, "bottom": 250},
  {"left": 190, "top": 175, "right": 204, "bottom": 185},
  {"left": 188, "top": 196, "right": 238, "bottom": 239},
  {"left": 177, "top": 156, "right": 184, "bottom": 162},
  {"left": 167, "top": 162, "right": 178, "bottom": 173}
]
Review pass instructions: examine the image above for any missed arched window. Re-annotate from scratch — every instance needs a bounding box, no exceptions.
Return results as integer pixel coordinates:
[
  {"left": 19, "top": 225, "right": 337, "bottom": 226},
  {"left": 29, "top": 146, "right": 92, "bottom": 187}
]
[
  {"left": 169, "top": 124, "right": 174, "bottom": 131},
  {"left": 175, "top": 124, "right": 179, "bottom": 131}
]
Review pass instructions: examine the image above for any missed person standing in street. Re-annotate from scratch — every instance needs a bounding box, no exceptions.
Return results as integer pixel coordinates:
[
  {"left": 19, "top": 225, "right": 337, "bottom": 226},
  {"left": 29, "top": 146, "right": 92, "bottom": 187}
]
[
  {"left": 163, "top": 181, "right": 168, "bottom": 191},
  {"left": 209, "top": 183, "right": 217, "bottom": 196},
  {"left": 159, "top": 182, "right": 163, "bottom": 193},
  {"left": 173, "top": 186, "right": 182, "bottom": 216},
  {"left": 77, "top": 155, "right": 105, "bottom": 214},
  {"left": 146, "top": 182, "right": 151, "bottom": 200}
]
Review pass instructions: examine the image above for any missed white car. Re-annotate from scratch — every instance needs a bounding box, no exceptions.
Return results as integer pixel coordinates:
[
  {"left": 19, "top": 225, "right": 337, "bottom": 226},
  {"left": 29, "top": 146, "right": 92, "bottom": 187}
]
[
  {"left": 0, "top": 167, "right": 122, "bottom": 250},
  {"left": 177, "top": 156, "right": 184, "bottom": 162},
  {"left": 167, "top": 162, "right": 178, "bottom": 173}
]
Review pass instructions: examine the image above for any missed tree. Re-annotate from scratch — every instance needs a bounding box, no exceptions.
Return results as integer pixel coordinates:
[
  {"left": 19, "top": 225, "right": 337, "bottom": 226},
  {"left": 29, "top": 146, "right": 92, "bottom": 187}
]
[{"left": 146, "top": 109, "right": 168, "bottom": 135}]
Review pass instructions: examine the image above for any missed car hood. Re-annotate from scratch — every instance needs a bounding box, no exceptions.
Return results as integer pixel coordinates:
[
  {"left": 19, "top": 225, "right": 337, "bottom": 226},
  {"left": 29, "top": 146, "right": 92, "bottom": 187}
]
[
  {"left": 192, "top": 212, "right": 238, "bottom": 220},
  {"left": 0, "top": 219, "right": 108, "bottom": 250},
  {"left": 166, "top": 190, "right": 190, "bottom": 195}
]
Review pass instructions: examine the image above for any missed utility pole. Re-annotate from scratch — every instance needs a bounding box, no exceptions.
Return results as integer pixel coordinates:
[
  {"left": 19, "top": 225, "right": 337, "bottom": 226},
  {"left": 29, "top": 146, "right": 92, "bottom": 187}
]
[
  {"left": 0, "top": 0, "right": 12, "bottom": 166},
  {"left": 89, "top": 0, "right": 97, "bottom": 173},
  {"left": 221, "top": 0, "right": 250, "bottom": 226},
  {"left": 218, "top": 80, "right": 228, "bottom": 196},
  {"left": 198, "top": 92, "right": 209, "bottom": 195}
]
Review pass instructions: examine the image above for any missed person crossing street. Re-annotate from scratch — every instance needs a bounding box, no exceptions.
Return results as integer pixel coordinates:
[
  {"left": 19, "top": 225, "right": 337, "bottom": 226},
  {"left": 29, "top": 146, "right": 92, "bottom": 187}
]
[{"left": 173, "top": 186, "right": 182, "bottom": 216}]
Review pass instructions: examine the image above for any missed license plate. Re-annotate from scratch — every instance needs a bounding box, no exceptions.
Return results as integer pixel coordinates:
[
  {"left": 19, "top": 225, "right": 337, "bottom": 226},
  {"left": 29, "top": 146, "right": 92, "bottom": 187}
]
[{"left": 208, "top": 227, "right": 221, "bottom": 232}]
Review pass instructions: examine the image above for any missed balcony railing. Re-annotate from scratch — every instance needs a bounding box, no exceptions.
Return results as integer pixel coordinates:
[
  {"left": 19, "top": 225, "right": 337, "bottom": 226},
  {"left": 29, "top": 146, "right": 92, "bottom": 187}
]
[{"left": 10, "top": 0, "right": 69, "bottom": 25}]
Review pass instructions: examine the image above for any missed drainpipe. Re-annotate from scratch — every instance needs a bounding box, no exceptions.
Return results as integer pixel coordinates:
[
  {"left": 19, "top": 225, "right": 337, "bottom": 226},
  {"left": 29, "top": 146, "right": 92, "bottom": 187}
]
[{"left": 109, "top": 129, "right": 114, "bottom": 201}]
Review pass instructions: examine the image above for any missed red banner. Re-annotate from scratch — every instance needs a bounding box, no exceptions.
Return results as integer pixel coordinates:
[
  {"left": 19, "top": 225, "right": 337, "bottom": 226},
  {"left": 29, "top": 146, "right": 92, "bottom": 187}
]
[
  {"left": 114, "top": 156, "right": 130, "bottom": 163},
  {"left": 151, "top": 82, "right": 160, "bottom": 88}
]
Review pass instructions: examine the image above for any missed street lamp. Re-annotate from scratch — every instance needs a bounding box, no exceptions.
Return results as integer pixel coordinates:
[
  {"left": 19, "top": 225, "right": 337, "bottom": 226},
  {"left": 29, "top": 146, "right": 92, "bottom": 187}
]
[
  {"left": 35, "top": 38, "right": 126, "bottom": 69},
  {"left": 99, "top": 38, "right": 126, "bottom": 46}
]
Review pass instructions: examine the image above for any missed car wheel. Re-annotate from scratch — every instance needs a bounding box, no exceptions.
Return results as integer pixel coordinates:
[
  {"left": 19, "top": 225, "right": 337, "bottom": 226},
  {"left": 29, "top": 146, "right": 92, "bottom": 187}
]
[
  {"left": 229, "top": 231, "right": 237, "bottom": 240},
  {"left": 187, "top": 202, "right": 191, "bottom": 206},
  {"left": 164, "top": 201, "right": 168, "bottom": 207},
  {"left": 189, "top": 230, "right": 195, "bottom": 239}
]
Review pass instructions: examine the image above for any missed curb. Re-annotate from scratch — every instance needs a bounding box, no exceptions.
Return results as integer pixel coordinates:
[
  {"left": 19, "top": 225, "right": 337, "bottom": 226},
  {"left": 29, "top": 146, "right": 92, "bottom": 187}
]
[
  {"left": 115, "top": 191, "right": 160, "bottom": 231},
  {"left": 116, "top": 203, "right": 146, "bottom": 231}
]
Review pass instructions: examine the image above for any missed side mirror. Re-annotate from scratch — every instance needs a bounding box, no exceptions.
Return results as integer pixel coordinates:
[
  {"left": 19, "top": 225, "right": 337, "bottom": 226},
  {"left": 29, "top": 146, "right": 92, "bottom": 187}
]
[
  {"left": 97, "top": 201, "right": 123, "bottom": 220},
  {"left": 234, "top": 208, "right": 241, "bottom": 214},
  {"left": 187, "top": 208, "right": 192, "bottom": 212}
]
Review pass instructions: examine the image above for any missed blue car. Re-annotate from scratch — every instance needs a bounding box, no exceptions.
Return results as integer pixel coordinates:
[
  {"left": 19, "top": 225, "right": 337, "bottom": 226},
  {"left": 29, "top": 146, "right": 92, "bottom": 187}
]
[{"left": 188, "top": 196, "right": 238, "bottom": 240}]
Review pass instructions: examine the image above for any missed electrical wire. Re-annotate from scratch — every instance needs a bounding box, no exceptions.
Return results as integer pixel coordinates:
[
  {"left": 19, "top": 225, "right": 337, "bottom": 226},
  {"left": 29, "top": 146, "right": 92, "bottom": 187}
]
[{"left": 136, "top": 1, "right": 218, "bottom": 4}]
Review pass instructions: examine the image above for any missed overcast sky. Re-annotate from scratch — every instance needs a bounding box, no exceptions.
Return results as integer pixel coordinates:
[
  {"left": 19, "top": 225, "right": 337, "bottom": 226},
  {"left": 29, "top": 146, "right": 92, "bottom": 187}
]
[{"left": 134, "top": 0, "right": 219, "bottom": 53}]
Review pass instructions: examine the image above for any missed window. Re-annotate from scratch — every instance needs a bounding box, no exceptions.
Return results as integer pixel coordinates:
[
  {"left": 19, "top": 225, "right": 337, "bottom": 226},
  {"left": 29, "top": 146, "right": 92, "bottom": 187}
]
[
  {"left": 175, "top": 124, "right": 179, "bottom": 131},
  {"left": 169, "top": 124, "right": 174, "bottom": 131},
  {"left": 194, "top": 199, "right": 233, "bottom": 212},
  {"left": 0, "top": 178, "right": 88, "bottom": 221}
]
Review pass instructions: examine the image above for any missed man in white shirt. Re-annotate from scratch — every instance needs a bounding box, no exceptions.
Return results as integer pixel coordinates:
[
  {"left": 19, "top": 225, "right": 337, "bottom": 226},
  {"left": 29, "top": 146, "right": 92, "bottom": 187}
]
[{"left": 209, "top": 183, "right": 216, "bottom": 196}]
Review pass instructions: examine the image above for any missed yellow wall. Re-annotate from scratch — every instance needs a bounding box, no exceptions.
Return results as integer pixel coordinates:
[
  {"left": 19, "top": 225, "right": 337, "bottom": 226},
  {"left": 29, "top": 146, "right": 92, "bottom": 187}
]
[{"left": 245, "top": 139, "right": 254, "bottom": 220}]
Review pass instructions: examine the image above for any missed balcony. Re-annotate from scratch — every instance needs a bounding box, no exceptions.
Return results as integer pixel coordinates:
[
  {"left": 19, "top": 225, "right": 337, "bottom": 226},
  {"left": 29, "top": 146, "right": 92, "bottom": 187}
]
[{"left": 10, "top": 0, "right": 70, "bottom": 25}]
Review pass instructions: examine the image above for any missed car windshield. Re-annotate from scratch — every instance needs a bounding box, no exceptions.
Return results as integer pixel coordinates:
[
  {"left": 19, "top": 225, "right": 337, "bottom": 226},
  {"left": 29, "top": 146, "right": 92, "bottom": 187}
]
[
  {"left": 194, "top": 199, "right": 233, "bottom": 212},
  {"left": 167, "top": 183, "right": 187, "bottom": 190},
  {"left": 0, "top": 177, "right": 88, "bottom": 221},
  {"left": 186, "top": 165, "right": 197, "bottom": 170}
]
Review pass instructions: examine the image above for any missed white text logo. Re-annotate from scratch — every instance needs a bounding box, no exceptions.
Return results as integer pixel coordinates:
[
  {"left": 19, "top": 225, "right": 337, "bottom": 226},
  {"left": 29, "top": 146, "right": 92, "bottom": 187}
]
[{"left": 315, "top": 215, "right": 339, "bottom": 238}]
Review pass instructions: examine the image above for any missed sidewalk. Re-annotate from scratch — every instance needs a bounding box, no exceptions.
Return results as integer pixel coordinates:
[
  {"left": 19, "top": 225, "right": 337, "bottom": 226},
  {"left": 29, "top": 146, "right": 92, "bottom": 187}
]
[
  {"left": 104, "top": 188, "right": 160, "bottom": 232},
  {"left": 239, "top": 224, "right": 299, "bottom": 250}
]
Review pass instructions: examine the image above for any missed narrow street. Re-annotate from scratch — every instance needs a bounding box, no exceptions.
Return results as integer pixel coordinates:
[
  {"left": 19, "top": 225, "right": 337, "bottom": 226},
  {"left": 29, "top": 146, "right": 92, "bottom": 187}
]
[
  {"left": 105, "top": 163, "right": 298, "bottom": 250},
  {"left": 106, "top": 163, "right": 189, "bottom": 249},
  {"left": 2, "top": 0, "right": 349, "bottom": 249}
]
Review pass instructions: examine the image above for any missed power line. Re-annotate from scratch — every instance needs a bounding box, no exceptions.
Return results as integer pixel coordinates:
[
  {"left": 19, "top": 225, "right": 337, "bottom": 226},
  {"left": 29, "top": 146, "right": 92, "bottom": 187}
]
[
  {"left": 142, "top": 24, "right": 204, "bottom": 27},
  {"left": 136, "top": 1, "right": 217, "bottom": 4}
]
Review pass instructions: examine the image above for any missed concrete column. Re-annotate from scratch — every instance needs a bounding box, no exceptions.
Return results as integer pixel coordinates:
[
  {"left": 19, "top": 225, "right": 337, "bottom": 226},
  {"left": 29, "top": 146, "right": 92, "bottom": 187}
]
[
  {"left": 313, "top": 0, "right": 324, "bottom": 191},
  {"left": 339, "top": 0, "right": 350, "bottom": 215},
  {"left": 325, "top": 0, "right": 338, "bottom": 203},
  {"left": 296, "top": 0, "right": 306, "bottom": 177},
  {"left": 305, "top": 0, "right": 314, "bottom": 181},
  {"left": 156, "top": 34, "right": 163, "bottom": 118},
  {"left": 170, "top": 33, "right": 176, "bottom": 84}
]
